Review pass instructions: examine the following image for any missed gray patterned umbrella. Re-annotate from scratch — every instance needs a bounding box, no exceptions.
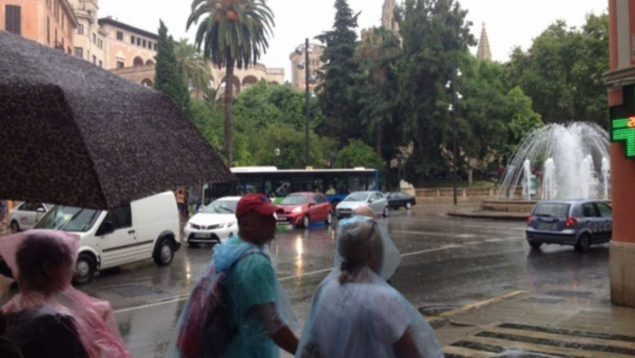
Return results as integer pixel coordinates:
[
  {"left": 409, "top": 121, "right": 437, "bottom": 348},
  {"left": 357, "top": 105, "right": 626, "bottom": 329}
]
[{"left": 0, "top": 32, "right": 234, "bottom": 209}]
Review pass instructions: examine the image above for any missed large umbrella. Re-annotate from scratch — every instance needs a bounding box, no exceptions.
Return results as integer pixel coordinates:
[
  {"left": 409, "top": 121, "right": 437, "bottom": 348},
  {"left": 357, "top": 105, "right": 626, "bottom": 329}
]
[{"left": 0, "top": 32, "right": 234, "bottom": 209}]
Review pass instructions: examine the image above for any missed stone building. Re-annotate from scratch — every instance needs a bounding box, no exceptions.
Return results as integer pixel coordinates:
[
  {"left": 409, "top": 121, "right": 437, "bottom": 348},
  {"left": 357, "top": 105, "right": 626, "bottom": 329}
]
[
  {"left": 382, "top": 0, "right": 399, "bottom": 36},
  {"left": 289, "top": 42, "right": 324, "bottom": 92},
  {"left": 67, "top": 0, "right": 105, "bottom": 67},
  {"left": 476, "top": 23, "right": 492, "bottom": 61},
  {"left": 0, "top": 0, "right": 77, "bottom": 54}
]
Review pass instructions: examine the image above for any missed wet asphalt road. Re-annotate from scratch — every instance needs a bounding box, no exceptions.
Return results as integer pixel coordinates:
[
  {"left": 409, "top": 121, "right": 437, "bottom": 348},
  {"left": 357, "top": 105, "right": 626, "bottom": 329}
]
[{"left": 37, "top": 204, "right": 614, "bottom": 357}]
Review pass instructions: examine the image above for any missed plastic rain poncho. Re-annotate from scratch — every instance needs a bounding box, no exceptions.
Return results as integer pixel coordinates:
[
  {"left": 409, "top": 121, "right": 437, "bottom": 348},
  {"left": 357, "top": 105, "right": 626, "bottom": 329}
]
[
  {"left": 167, "top": 236, "right": 298, "bottom": 358},
  {"left": 297, "top": 216, "right": 444, "bottom": 358},
  {"left": 0, "top": 230, "right": 130, "bottom": 358}
]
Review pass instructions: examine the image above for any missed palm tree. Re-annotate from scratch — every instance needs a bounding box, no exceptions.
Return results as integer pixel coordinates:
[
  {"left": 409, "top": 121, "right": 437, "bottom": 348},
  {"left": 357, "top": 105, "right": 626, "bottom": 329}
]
[
  {"left": 174, "top": 39, "right": 214, "bottom": 100},
  {"left": 187, "top": 0, "right": 274, "bottom": 165}
]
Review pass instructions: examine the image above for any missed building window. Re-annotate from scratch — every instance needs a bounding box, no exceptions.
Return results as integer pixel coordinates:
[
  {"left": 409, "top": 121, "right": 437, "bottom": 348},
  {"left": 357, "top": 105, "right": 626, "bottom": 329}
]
[
  {"left": 98, "top": 39, "right": 103, "bottom": 49},
  {"left": 116, "top": 31, "right": 123, "bottom": 41},
  {"left": 47, "top": 17, "right": 50, "bottom": 44},
  {"left": 130, "top": 35, "right": 135, "bottom": 44},
  {"left": 77, "top": 24, "right": 84, "bottom": 35},
  {"left": 136, "top": 38, "right": 141, "bottom": 46},
  {"left": 93, "top": 33, "right": 96, "bottom": 44},
  {"left": 142, "top": 39, "right": 147, "bottom": 48},
  {"left": 93, "top": 55, "right": 96, "bottom": 64},
  {"left": 74, "top": 47, "right": 83, "bottom": 59},
  {"left": 116, "top": 61, "right": 125, "bottom": 69},
  {"left": 5, "top": 5, "right": 22, "bottom": 35},
  {"left": 99, "top": 60, "right": 102, "bottom": 68}
]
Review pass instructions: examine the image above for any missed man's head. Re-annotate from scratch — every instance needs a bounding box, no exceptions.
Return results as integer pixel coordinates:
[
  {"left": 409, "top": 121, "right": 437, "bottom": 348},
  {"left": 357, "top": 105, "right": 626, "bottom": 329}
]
[
  {"left": 236, "top": 194, "right": 281, "bottom": 245},
  {"left": 353, "top": 206, "right": 375, "bottom": 219},
  {"left": 16, "top": 232, "right": 75, "bottom": 294}
]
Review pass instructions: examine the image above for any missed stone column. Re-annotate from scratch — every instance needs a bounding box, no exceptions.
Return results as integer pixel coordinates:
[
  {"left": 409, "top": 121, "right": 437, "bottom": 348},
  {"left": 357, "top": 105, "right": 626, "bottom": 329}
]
[{"left": 608, "top": 0, "right": 635, "bottom": 307}]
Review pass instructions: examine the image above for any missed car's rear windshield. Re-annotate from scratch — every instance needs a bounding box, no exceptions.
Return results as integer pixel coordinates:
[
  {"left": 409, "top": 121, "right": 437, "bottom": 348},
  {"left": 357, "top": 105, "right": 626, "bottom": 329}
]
[
  {"left": 533, "top": 203, "right": 570, "bottom": 218},
  {"left": 281, "top": 195, "right": 309, "bottom": 205}
]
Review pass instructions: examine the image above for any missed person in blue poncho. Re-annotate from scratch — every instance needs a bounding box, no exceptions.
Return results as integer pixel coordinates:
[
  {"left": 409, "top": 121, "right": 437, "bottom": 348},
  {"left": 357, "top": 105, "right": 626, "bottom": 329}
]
[
  {"left": 297, "top": 216, "right": 444, "bottom": 358},
  {"left": 168, "top": 194, "right": 299, "bottom": 358}
]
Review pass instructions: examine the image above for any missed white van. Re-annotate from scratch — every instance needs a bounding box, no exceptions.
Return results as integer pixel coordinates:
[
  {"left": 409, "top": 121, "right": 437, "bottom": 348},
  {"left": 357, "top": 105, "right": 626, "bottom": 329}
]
[{"left": 35, "top": 191, "right": 181, "bottom": 284}]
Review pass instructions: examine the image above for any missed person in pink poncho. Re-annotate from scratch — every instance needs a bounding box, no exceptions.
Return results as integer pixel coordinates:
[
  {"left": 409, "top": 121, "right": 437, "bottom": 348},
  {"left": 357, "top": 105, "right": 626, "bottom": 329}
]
[{"left": 0, "top": 230, "right": 130, "bottom": 358}]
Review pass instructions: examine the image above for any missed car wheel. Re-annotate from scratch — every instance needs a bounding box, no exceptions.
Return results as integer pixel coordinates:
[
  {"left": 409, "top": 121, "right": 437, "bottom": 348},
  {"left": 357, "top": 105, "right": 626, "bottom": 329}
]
[
  {"left": 382, "top": 207, "right": 389, "bottom": 218},
  {"left": 74, "top": 253, "right": 96, "bottom": 285},
  {"left": 303, "top": 215, "right": 311, "bottom": 229},
  {"left": 154, "top": 239, "right": 175, "bottom": 266},
  {"left": 325, "top": 213, "right": 332, "bottom": 226},
  {"left": 575, "top": 234, "right": 591, "bottom": 253},
  {"left": 10, "top": 221, "right": 20, "bottom": 233},
  {"left": 406, "top": 202, "right": 413, "bottom": 210},
  {"left": 529, "top": 241, "right": 543, "bottom": 250}
]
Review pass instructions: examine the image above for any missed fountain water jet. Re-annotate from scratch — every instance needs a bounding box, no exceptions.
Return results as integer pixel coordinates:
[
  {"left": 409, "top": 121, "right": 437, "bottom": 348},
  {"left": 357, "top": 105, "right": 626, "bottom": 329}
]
[{"left": 498, "top": 123, "right": 610, "bottom": 200}]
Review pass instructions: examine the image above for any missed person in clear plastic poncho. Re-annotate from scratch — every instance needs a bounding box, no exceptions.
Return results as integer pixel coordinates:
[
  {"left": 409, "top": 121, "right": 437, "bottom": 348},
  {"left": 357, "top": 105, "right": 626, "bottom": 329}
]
[
  {"left": 0, "top": 230, "right": 130, "bottom": 358},
  {"left": 297, "top": 216, "right": 444, "bottom": 358},
  {"left": 168, "top": 193, "right": 299, "bottom": 358}
]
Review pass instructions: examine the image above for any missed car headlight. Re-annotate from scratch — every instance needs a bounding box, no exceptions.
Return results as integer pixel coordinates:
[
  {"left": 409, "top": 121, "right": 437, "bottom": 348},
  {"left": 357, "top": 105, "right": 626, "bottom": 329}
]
[{"left": 293, "top": 207, "right": 302, "bottom": 214}]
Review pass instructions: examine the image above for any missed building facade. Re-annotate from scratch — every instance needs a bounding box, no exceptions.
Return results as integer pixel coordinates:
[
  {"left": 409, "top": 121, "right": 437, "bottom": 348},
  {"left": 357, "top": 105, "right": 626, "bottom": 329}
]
[
  {"left": 289, "top": 42, "right": 324, "bottom": 92},
  {"left": 67, "top": 0, "right": 105, "bottom": 67},
  {"left": 605, "top": 0, "right": 635, "bottom": 308},
  {"left": 0, "top": 0, "right": 77, "bottom": 54},
  {"left": 476, "top": 23, "right": 492, "bottom": 61},
  {"left": 382, "top": 0, "right": 399, "bottom": 36}
]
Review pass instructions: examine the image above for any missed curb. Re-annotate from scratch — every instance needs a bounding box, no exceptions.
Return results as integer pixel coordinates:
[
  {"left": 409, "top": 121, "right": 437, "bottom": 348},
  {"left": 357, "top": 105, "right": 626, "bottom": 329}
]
[{"left": 447, "top": 211, "right": 528, "bottom": 221}]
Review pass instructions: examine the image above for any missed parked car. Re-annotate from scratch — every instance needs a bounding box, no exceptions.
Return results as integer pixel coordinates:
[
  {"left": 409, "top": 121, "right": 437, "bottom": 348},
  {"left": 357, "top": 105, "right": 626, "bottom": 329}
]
[
  {"left": 184, "top": 196, "right": 239, "bottom": 247},
  {"left": 526, "top": 200, "right": 612, "bottom": 253},
  {"left": 277, "top": 192, "right": 332, "bottom": 228},
  {"left": 386, "top": 192, "right": 416, "bottom": 210},
  {"left": 8, "top": 202, "right": 52, "bottom": 233},
  {"left": 336, "top": 191, "right": 389, "bottom": 219},
  {"left": 33, "top": 191, "right": 181, "bottom": 284}
]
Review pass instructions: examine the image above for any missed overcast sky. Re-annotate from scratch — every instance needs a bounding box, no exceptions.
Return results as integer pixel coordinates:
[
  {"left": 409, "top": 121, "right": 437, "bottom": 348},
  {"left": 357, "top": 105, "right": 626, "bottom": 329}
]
[{"left": 100, "top": 0, "right": 608, "bottom": 80}]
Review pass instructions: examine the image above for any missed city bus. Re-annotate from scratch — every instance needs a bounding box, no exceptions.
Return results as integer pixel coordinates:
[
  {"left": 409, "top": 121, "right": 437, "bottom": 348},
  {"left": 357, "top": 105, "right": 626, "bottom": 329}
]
[{"left": 202, "top": 167, "right": 381, "bottom": 206}]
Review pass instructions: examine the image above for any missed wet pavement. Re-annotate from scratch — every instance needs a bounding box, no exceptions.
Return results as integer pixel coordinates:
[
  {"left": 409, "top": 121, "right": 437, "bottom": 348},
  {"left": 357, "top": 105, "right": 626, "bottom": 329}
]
[{"left": 2, "top": 204, "right": 612, "bottom": 357}]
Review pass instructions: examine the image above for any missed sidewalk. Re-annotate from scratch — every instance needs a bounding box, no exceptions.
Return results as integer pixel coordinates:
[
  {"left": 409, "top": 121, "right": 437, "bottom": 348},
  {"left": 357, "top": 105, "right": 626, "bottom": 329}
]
[{"left": 432, "top": 291, "right": 635, "bottom": 357}]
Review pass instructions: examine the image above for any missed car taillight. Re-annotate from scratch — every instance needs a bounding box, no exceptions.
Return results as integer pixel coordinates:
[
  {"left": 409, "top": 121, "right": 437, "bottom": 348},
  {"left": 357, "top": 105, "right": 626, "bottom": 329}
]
[
  {"left": 565, "top": 217, "right": 578, "bottom": 228},
  {"left": 527, "top": 216, "right": 536, "bottom": 226}
]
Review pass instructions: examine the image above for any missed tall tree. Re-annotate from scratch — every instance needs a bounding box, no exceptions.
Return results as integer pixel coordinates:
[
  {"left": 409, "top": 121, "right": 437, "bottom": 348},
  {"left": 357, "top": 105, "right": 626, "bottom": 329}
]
[
  {"left": 155, "top": 21, "right": 191, "bottom": 116},
  {"left": 187, "top": 0, "right": 275, "bottom": 165},
  {"left": 506, "top": 14, "right": 609, "bottom": 126},
  {"left": 315, "top": 0, "right": 361, "bottom": 145},
  {"left": 174, "top": 39, "right": 213, "bottom": 99},
  {"left": 356, "top": 27, "right": 402, "bottom": 160},
  {"left": 397, "top": 0, "right": 474, "bottom": 184}
]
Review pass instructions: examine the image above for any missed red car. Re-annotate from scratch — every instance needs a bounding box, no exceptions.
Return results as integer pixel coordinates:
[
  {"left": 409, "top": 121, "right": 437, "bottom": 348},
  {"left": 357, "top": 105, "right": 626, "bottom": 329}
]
[{"left": 277, "top": 192, "right": 333, "bottom": 228}]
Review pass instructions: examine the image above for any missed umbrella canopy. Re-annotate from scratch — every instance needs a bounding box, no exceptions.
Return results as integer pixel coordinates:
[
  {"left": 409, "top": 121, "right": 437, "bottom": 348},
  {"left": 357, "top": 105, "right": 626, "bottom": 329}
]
[{"left": 0, "top": 32, "right": 234, "bottom": 210}]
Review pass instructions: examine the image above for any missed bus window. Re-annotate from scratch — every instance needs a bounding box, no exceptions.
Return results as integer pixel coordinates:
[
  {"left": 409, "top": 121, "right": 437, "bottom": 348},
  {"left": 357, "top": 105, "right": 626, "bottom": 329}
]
[{"left": 348, "top": 175, "right": 367, "bottom": 192}]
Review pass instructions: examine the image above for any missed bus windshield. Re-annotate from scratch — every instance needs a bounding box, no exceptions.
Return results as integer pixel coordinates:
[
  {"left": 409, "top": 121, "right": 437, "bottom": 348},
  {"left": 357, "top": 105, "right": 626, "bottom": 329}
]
[{"left": 35, "top": 206, "right": 102, "bottom": 232}]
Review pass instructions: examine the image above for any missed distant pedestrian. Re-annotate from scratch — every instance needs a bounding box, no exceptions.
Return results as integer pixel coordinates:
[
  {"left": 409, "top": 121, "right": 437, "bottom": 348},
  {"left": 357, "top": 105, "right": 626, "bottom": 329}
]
[
  {"left": 297, "top": 216, "right": 443, "bottom": 358},
  {"left": 0, "top": 200, "right": 8, "bottom": 233},
  {"left": 176, "top": 188, "right": 188, "bottom": 220},
  {"left": 169, "top": 193, "right": 299, "bottom": 358},
  {"left": 0, "top": 230, "right": 130, "bottom": 358}
]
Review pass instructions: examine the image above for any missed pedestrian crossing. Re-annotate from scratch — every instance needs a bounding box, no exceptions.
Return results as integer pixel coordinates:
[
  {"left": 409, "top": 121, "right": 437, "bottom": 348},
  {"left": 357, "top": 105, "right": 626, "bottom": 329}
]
[{"left": 444, "top": 323, "right": 635, "bottom": 358}]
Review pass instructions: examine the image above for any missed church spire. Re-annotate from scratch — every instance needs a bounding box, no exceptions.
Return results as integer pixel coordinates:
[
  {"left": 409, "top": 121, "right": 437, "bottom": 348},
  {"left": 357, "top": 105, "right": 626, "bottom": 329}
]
[{"left": 476, "top": 23, "right": 492, "bottom": 61}]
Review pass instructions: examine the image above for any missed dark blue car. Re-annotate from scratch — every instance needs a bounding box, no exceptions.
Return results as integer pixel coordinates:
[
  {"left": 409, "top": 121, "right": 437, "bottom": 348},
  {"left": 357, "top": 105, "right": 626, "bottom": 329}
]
[{"left": 526, "top": 200, "right": 612, "bottom": 253}]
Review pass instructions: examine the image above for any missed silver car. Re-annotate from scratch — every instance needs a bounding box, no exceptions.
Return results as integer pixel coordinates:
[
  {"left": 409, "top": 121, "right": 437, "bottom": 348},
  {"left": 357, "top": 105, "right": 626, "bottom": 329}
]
[
  {"left": 336, "top": 191, "right": 389, "bottom": 219},
  {"left": 8, "top": 202, "right": 51, "bottom": 233}
]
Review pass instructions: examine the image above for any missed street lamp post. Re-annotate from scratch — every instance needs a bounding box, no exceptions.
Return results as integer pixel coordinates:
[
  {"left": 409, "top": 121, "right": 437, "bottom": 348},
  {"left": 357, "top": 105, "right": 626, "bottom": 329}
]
[
  {"left": 305, "top": 38, "right": 311, "bottom": 168},
  {"left": 447, "top": 68, "right": 462, "bottom": 206}
]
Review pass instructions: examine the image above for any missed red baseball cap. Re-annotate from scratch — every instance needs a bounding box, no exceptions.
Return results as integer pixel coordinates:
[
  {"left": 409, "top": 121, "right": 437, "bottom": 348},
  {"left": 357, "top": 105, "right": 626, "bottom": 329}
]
[{"left": 236, "top": 193, "right": 283, "bottom": 219}]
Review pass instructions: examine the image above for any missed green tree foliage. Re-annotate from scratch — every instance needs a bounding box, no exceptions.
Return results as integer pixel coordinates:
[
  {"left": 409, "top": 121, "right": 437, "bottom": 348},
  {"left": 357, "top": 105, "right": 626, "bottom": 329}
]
[
  {"left": 316, "top": 0, "right": 362, "bottom": 144},
  {"left": 506, "top": 14, "right": 609, "bottom": 125},
  {"left": 155, "top": 21, "right": 191, "bottom": 116},
  {"left": 504, "top": 87, "right": 543, "bottom": 152},
  {"left": 174, "top": 39, "right": 214, "bottom": 99},
  {"left": 335, "top": 140, "right": 383, "bottom": 168},
  {"left": 187, "top": 0, "right": 275, "bottom": 165},
  {"left": 397, "top": 0, "right": 475, "bottom": 184},
  {"left": 356, "top": 27, "right": 402, "bottom": 162}
]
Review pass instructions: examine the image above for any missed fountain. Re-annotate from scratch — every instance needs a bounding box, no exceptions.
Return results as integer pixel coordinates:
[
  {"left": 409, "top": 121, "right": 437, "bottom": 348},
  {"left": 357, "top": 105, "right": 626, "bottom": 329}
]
[{"left": 498, "top": 122, "right": 610, "bottom": 201}]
